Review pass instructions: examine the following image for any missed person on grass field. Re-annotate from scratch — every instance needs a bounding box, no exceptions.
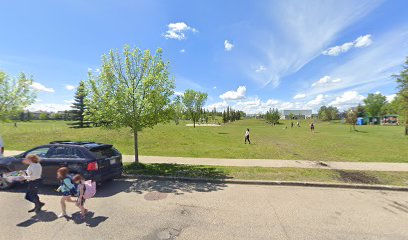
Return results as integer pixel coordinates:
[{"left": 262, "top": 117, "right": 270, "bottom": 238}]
[
  {"left": 245, "top": 128, "right": 251, "bottom": 144},
  {"left": 23, "top": 154, "right": 45, "bottom": 213}
]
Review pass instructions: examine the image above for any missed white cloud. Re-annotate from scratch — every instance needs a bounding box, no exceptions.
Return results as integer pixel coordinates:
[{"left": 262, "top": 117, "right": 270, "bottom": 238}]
[
  {"left": 306, "top": 94, "right": 326, "bottom": 108},
  {"left": 219, "top": 86, "right": 246, "bottom": 100},
  {"left": 255, "top": 65, "right": 267, "bottom": 73},
  {"left": 386, "top": 94, "right": 396, "bottom": 102},
  {"left": 174, "top": 91, "right": 184, "bottom": 96},
  {"left": 213, "top": 86, "right": 217, "bottom": 89},
  {"left": 242, "top": 0, "right": 381, "bottom": 88},
  {"left": 27, "top": 103, "right": 71, "bottom": 112},
  {"left": 206, "top": 101, "right": 229, "bottom": 111},
  {"left": 329, "top": 91, "right": 364, "bottom": 109},
  {"left": 180, "top": 49, "right": 186, "bottom": 53},
  {"left": 307, "top": 27, "right": 408, "bottom": 96},
  {"left": 163, "top": 22, "right": 198, "bottom": 40},
  {"left": 31, "top": 82, "right": 55, "bottom": 93},
  {"left": 311, "top": 76, "right": 342, "bottom": 87},
  {"left": 293, "top": 93, "right": 307, "bottom": 100},
  {"left": 224, "top": 40, "right": 234, "bottom": 51},
  {"left": 63, "top": 99, "right": 74, "bottom": 104},
  {"left": 322, "top": 34, "right": 372, "bottom": 56},
  {"left": 65, "top": 84, "right": 75, "bottom": 91},
  {"left": 354, "top": 34, "right": 373, "bottom": 48}
]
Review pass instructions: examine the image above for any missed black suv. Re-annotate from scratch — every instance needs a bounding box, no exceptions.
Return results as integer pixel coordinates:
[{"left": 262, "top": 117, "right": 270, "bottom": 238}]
[{"left": 0, "top": 141, "right": 123, "bottom": 189}]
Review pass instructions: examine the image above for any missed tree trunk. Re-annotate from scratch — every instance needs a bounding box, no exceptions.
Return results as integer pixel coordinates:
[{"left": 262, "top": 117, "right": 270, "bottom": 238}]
[
  {"left": 405, "top": 125, "right": 408, "bottom": 136},
  {"left": 193, "top": 119, "right": 196, "bottom": 128},
  {"left": 133, "top": 130, "right": 139, "bottom": 163}
]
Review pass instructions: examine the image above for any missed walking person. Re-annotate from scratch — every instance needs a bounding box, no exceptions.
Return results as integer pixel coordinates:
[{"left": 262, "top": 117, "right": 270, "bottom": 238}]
[
  {"left": 297, "top": 121, "right": 300, "bottom": 127},
  {"left": 291, "top": 122, "right": 294, "bottom": 128},
  {"left": 23, "top": 154, "right": 45, "bottom": 213},
  {"left": 245, "top": 128, "right": 251, "bottom": 144},
  {"left": 73, "top": 174, "right": 89, "bottom": 219},
  {"left": 310, "top": 123, "right": 315, "bottom": 132},
  {"left": 56, "top": 167, "right": 77, "bottom": 218}
]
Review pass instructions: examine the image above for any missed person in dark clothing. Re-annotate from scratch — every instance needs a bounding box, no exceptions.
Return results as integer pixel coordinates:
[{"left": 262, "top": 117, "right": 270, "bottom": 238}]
[
  {"left": 23, "top": 155, "right": 45, "bottom": 213},
  {"left": 291, "top": 122, "right": 294, "bottom": 128},
  {"left": 245, "top": 128, "right": 251, "bottom": 144},
  {"left": 310, "top": 123, "right": 315, "bottom": 132}
]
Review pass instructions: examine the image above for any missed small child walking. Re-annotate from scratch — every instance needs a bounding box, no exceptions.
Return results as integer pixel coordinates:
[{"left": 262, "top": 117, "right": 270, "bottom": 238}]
[
  {"left": 245, "top": 128, "right": 251, "bottom": 144},
  {"left": 73, "top": 174, "right": 88, "bottom": 219}
]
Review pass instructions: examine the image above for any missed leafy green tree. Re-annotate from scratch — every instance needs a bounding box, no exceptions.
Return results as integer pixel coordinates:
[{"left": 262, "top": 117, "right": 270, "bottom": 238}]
[
  {"left": 266, "top": 108, "right": 281, "bottom": 124},
  {"left": 182, "top": 89, "right": 208, "bottom": 128},
  {"left": 70, "top": 81, "right": 90, "bottom": 128},
  {"left": 363, "top": 93, "right": 387, "bottom": 117},
  {"left": 346, "top": 108, "right": 358, "bottom": 131},
  {"left": 393, "top": 57, "right": 408, "bottom": 135},
  {"left": 318, "top": 106, "right": 339, "bottom": 121},
  {"left": 172, "top": 95, "right": 184, "bottom": 125},
  {"left": 86, "top": 46, "right": 175, "bottom": 163},
  {"left": 356, "top": 104, "right": 366, "bottom": 118},
  {"left": 0, "top": 71, "right": 36, "bottom": 120},
  {"left": 39, "top": 113, "right": 49, "bottom": 120}
]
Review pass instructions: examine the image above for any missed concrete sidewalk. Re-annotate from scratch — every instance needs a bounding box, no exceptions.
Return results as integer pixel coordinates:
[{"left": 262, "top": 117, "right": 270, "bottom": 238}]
[{"left": 5, "top": 150, "right": 408, "bottom": 172}]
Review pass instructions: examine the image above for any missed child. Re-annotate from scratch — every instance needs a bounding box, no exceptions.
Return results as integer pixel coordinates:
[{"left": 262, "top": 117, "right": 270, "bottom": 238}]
[
  {"left": 56, "top": 167, "right": 76, "bottom": 218},
  {"left": 73, "top": 174, "right": 88, "bottom": 219},
  {"left": 23, "top": 155, "right": 45, "bottom": 213}
]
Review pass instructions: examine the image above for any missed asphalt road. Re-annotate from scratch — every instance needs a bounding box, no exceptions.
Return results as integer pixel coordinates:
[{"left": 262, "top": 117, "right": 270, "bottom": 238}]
[{"left": 1, "top": 179, "right": 408, "bottom": 240}]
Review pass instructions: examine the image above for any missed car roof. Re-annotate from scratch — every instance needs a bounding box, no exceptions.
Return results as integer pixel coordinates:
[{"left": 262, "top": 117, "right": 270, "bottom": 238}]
[{"left": 49, "top": 141, "right": 113, "bottom": 150}]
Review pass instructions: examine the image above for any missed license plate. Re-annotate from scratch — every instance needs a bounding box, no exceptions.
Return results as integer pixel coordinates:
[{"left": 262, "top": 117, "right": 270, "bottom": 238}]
[{"left": 110, "top": 159, "right": 117, "bottom": 165}]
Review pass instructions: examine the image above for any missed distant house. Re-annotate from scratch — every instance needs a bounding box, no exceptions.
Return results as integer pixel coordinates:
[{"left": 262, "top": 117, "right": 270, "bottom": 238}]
[{"left": 280, "top": 110, "right": 312, "bottom": 120}]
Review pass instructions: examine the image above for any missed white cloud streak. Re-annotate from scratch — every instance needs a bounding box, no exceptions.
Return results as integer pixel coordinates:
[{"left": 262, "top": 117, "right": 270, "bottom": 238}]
[
  {"left": 163, "top": 22, "right": 198, "bottom": 40},
  {"left": 219, "top": 86, "right": 246, "bottom": 100},
  {"left": 322, "top": 34, "right": 373, "bottom": 56}
]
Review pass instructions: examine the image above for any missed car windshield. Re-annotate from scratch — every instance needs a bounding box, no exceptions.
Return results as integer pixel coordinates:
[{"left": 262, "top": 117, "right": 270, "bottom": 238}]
[{"left": 90, "top": 147, "right": 119, "bottom": 159}]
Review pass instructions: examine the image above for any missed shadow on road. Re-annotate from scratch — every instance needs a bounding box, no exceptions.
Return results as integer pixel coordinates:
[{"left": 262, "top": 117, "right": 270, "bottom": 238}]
[
  {"left": 16, "top": 210, "right": 58, "bottom": 227},
  {"left": 4, "top": 177, "right": 227, "bottom": 198},
  {"left": 98, "top": 178, "right": 227, "bottom": 196},
  {"left": 66, "top": 211, "right": 108, "bottom": 227}
]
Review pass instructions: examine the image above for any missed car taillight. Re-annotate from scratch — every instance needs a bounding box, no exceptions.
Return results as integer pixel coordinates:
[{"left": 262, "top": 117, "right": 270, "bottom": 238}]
[{"left": 87, "top": 161, "right": 98, "bottom": 171}]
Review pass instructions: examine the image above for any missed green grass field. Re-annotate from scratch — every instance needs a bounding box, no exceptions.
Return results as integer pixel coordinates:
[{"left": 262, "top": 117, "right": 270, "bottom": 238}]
[
  {"left": 124, "top": 163, "right": 408, "bottom": 186},
  {"left": 1, "top": 119, "right": 407, "bottom": 162}
]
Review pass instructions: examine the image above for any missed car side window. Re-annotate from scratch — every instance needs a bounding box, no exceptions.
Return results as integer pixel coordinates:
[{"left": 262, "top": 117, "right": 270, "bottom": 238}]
[
  {"left": 66, "top": 147, "right": 85, "bottom": 159},
  {"left": 26, "top": 147, "right": 51, "bottom": 158},
  {"left": 47, "top": 146, "right": 68, "bottom": 158}
]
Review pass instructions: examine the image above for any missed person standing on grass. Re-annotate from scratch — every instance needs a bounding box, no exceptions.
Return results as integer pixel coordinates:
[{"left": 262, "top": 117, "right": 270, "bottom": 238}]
[
  {"left": 245, "top": 128, "right": 251, "bottom": 144},
  {"left": 56, "top": 167, "right": 77, "bottom": 218},
  {"left": 23, "top": 154, "right": 45, "bottom": 213},
  {"left": 310, "top": 123, "right": 315, "bottom": 132},
  {"left": 291, "top": 122, "right": 294, "bottom": 128}
]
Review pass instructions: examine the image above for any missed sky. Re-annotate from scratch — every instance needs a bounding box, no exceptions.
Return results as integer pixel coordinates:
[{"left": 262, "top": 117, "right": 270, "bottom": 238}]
[{"left": 1, "top": 0, "right": 408, "bottom": 114}]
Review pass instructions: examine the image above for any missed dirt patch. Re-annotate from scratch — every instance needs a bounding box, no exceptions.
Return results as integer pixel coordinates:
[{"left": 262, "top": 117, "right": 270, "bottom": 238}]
[
  {"left": 336, "top": 170, "right": 381, "bottom": 184},
  {"left": 144, "top": 192, "right": 168, "bottom": 201}
]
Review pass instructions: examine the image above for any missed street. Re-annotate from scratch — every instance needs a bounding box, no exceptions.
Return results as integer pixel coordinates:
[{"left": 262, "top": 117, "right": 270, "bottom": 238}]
[{"left": 1, "top": 179, "right": 408, "bottom": 240}]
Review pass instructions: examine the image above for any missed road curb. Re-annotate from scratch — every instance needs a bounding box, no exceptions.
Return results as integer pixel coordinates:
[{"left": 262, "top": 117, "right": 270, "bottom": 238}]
[{"left": 122, "top": 174, "right": 408, "bottom": 192}]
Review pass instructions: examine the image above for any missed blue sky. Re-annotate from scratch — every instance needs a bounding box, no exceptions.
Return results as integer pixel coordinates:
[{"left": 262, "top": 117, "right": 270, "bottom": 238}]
[{"left": 1, "top": 0, "right": 408, "bottom": 113}]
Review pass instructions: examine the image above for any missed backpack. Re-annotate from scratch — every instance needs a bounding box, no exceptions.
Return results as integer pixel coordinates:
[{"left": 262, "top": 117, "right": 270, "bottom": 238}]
[
  {"left": 62, "top": 177, "right": 78, "bottom": 196},
  {"left": 83, "top": 180, "right": 96, "bottom": 199}
]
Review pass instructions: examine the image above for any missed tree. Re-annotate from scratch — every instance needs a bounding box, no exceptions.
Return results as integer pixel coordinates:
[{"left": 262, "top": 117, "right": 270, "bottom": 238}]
[
  {"left": 318, "top": 106, "right": 339, "bottom": 121},
  {"left": 70, "top": 81, "right": 90, "bottom": 128},
  {"left": 346, "top": 109, "right": 358, "bottom": 131},
  {"left": 356, "top": 104, "right": 366, "bottom": 118},
  {"left": 266, "top": 108, "right": 281, "bottom": 124},
  {"left": 86, "top": 46, "right": 175, "bottom": 163},
  {"left": 363, "top": 93, "right": 387, "bottom": 117},
  {"left": 39, "top": 113, "right": 49, "bottom": 120},
  {"left": 181, "top": 89, "right": 208, "bottom": 128},
  {"left": 172, "top": 95, "right": 184, "bottom": 125},
  {"left": 0, "top": 71, "right": 36, "bottom": 120},
  {"left": 393, "top": 57, "right": 408, "bottom": 135}
]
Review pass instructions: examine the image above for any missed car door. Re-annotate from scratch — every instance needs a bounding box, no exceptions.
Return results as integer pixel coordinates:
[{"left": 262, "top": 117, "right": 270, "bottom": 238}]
[{"left": 42, "top": 146, "right": 71, "bottom": 184}]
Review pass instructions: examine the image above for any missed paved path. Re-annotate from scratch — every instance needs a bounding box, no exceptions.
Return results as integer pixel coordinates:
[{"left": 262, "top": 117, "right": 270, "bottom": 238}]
[
  {"left": 5, "top": 150, "right": 408, "bottom": 172},
  {"left": 1, "top": 179, "right": 408, "bottom": 240}
]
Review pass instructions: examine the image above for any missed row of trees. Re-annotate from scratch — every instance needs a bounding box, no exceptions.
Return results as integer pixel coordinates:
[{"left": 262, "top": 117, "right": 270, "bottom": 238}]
[{"left": 222, "top": 106, "right": 244, "bottom": 123}]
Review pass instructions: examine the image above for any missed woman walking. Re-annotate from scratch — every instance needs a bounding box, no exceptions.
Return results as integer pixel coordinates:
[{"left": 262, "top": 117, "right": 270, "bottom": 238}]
[
  {"left": 245, "top": 128, "right": 251, "bottom": 144},
  {"left": 23, "top": 155, "right": 45, "bottom": 213},
  {"left": 56, "top": 167, "right": 77, "bottom": 218}
]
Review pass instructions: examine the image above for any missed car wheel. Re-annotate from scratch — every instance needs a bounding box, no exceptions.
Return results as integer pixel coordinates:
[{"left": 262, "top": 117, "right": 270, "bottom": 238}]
[{"left": 0, "top": 168, "right": 12, "bottom": 190}]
